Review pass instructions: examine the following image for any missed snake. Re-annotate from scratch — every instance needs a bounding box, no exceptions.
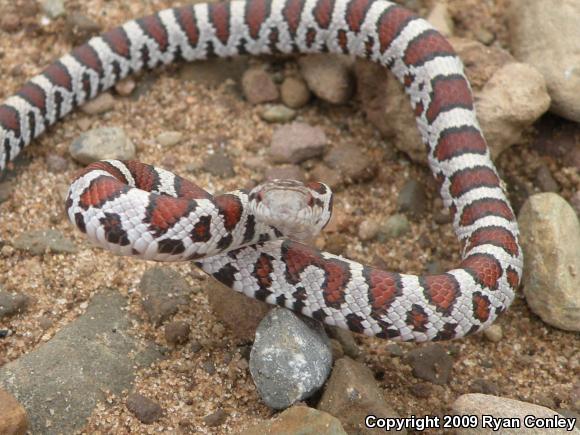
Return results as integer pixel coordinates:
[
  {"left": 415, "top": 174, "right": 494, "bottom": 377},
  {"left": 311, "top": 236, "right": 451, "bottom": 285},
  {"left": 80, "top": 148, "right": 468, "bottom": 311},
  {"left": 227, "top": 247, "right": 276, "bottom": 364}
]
[{"left": 0, "top": 0, "right": 523, "bottom": 342}]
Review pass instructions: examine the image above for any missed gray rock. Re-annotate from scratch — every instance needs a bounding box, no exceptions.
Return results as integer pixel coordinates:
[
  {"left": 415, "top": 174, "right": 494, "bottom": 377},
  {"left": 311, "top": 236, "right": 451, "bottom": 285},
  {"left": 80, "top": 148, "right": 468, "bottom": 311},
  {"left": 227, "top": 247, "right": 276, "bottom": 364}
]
[
  {"left": 69, "top": 127, "right": 135, "bottom": 165},
  {"left": 518, "top": 193, "right": 580, "bottom": 331},
  {"left": 452, "top": 394, "right": 580, "bottom": 434},
  {"left": 397, "top": 180, "right": 427, "bottom": 217},
  {"left": 270, "top": 122, "right": 327, "bottom": 164},
  {"left": 202, "top": 150, "right": 235, "bottom": 178},
  {"left": 318, "top": 357, "right": 405, "bottom": 434},
  {"left": 378, "top": 213, "right": 411, "bottom": 243},
  {"left": 241, "top": 66, "right": 279, "bottom": 104},
  {"left": 139, "top": 267, "right": 193, "bottom": 326},
  {"left": 298, "top": 55, "right": 354, "bottom": 105},
  {"left": 42, "top": 0, "right": 65, "bottom": 19},
  {"left": 0, "top": 291, "right": 30, "bottom": 320},
  {"left": 259, "top": 104, "right": 297, "bottom": 123},
  {"left": 45, "top": 154, "right": 68, "bottom": 173},
  {"left": 239, "top": 406, "right": 347, "bottom": 435},
  {"left": 404, "top": 344, "right": 453, "bottom": 385},
  {"left": 249, "top": 307, "right": 332, "bottom": 409},
  {"left": 126, "top": 393, "right": 163, "bottom": 425},
  {"left": 12, "top": 229, "right": 77, "bottom": 255},
  {"left": 509, "top": 0, "right": 580, "bottom": 122},
  {"left": 0, "top": 289, "right": 163, "bottom": 434},
  {"left": 280, "top": 76, "right": 311, "bottom": 109}
]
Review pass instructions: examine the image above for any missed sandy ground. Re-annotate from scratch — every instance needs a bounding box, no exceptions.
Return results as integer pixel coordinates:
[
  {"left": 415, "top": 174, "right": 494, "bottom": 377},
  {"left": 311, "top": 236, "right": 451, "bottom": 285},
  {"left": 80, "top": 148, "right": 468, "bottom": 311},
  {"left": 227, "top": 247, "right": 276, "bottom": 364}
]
[{"left": 0, "top": 0, "right": 578, "bottom": 433}]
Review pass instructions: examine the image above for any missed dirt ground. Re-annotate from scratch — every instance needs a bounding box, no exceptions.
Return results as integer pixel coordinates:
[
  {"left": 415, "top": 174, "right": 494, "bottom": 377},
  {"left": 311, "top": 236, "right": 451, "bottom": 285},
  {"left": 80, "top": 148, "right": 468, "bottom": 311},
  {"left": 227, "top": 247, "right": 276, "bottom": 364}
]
[{"left": 0, "top": 0, "right": 578, "bottom": 434}]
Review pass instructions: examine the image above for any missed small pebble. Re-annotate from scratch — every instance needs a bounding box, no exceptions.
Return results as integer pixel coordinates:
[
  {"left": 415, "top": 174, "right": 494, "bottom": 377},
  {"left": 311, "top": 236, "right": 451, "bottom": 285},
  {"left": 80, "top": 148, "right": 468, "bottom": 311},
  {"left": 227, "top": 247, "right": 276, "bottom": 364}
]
[
  {"left": 398, "top": 179, "right": 427, "bottom": 217},
  {"left": 42, "top": 0, "right": 65, "bottom": 19},
  {"left": 202, "top": 150, "right": 235, "bottom": 178},
  {"left": 115, "top": 78, "right": 136, "bottom": 96},
  {"left": 404, "top": 344, "right": 453, "bottom": 385},
  {"left": 280, "top": 76, "right": 311, "bottom": 109},
  {"left": 204, "top": 408, "right": 227, "bottom": 427},
  {"left": 270, "top": 122, "right": 327, "bottom": 164},
  {"left": 358, "top": 219, "right": 380, "bottom": 241},
  {"left": 259, "top": 104, "right": 297, "bottom": 123},
  {"left": 46, "top": 154, "right": 68, "bottom": 173},
  {"left": 156, "top": 131, "right": 184, "bottom": 147},
  {"left": 483, "top": 324, "right": 503, "bottom": 342},
  {"left": 0, "top": 13, "right": 21, "bottom": 33},
  {"left": 81, "top": 93, "right": 115, "bottom": 115},
  {"left": 164, "top": 321, "right": 190, "bottom": 346},
  {"left": 126, "top": 393, "right": 163, "bottom": 425},
  {"left": 378, "top": 214, "right": 410, "bottom": 241},
  {"left": 69, "top": 127, "right": 135, "bottom": 165},
  {"left": 241, "top": 66, "right": 279, "bottom": 104}
]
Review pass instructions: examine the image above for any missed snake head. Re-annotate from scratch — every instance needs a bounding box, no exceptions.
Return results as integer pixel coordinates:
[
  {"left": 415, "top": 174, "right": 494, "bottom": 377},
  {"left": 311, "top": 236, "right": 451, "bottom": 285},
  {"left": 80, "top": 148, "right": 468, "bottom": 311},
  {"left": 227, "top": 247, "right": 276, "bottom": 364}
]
[{"left": 248, "top": 179, "right": 333, "bottom": 241}]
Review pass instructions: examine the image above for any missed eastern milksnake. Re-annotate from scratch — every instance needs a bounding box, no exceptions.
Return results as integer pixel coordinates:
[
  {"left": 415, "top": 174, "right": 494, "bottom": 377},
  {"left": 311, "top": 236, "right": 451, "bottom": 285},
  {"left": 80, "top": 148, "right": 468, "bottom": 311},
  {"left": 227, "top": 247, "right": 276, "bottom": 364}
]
[{"left": 0, "top": 0, "right": 523, "bottom": 341}]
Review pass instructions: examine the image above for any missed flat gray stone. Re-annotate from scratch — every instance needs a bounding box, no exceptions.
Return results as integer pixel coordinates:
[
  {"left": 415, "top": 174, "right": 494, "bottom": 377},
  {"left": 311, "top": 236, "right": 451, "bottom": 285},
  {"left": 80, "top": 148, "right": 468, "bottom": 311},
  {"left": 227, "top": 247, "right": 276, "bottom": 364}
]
[
  {"left": 0, "top": 289, "right": 163, "bottom": 434},
  {"left": 12, "top": 229, "right": 77, "bottom": 255},
  {"left": 69, "top": 127, "right": 135, "bottom": 165}
]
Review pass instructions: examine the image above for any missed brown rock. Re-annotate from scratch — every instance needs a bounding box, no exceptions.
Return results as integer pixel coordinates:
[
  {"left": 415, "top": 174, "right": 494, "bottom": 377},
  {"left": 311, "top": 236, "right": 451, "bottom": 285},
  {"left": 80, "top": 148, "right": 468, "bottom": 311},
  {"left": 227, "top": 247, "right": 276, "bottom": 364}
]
[
  {"left": 404, "top": 344, "right": 453, "bottom": 385},
  {"left": 65, "top": 13, "right": 102, "bottom": 44},
  {"left": 323, "top": 144, "right": 376, "bottom": 183},
  {"left": 318, "top": 357, "right": 405, "bottom": 434},
  {"left": 299, "top": 55, "right": 354, "bottom": 104},
  {"left": 0, "top": 13, "right": 21, "bottom": 33},
  {"left": 204, "top": 408, "right": 227, "bottom": 427},
  {"left": 164, "top": 321, "right": 191, "bottom": 346},
  {"left": 270, "top": 122, "right": 327, "bottom": 164},
  {"left": 281, "top": 76, "right": 311, "bottom": 108},
  {"left": 206, "top": 280, "right": 271, "bottom": 341},
  {"left": 139, "top": 267, "right": 192, "bottom": 326},
  {"left": 0, "top": 388, "right": 28, "bottom": 435},
  {"left": 126, "top": 393, "right": 163, "bottom": 424},
  {"left": 310, "top": 164, "right": 343, "bottom": 190},
  {"left": 242, "top": 66, "right": 279, "bottom": 104}
]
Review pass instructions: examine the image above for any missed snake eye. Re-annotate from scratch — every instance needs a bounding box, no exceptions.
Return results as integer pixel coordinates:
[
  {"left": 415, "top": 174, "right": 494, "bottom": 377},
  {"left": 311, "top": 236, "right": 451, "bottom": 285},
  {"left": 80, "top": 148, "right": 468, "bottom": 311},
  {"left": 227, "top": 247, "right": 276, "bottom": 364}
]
[{"left": 307, "top": 194, "right": 315, "bottom": 208}]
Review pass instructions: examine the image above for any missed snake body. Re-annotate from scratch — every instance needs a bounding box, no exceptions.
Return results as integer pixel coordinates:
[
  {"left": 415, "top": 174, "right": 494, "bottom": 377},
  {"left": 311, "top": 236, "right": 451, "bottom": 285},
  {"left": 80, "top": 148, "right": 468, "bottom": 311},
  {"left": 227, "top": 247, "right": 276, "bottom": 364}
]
[{"left": 0, "top": 0, "right": 523, "bottom": 341}]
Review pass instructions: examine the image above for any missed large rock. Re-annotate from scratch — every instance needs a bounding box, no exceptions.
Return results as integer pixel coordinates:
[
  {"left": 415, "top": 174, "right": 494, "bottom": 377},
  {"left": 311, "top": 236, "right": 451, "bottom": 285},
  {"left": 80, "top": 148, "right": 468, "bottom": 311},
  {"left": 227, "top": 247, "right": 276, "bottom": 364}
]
[
  {"left": 249, "top": 308, "right": 332, "bottom": 409},
  {"left": 509, "top": 0, "right": 580, "bottom": 122},
  {"left": 476, "top": 62, "right": 550, "bottom": 159},
  {"left": 356, "top": 38, "right": 549, "bottom": 164},
  {"left": 452, "top": 394, "right": 580, "bottom": 434},
  {"left": 298, "top": 55, "right": 354, "bottom": 105},
  {"left": 0, "top": 289, "right": 163, "bottom": 434},
  {"left": 518, "top": 193, "right": 580, "bottom": 331}
]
